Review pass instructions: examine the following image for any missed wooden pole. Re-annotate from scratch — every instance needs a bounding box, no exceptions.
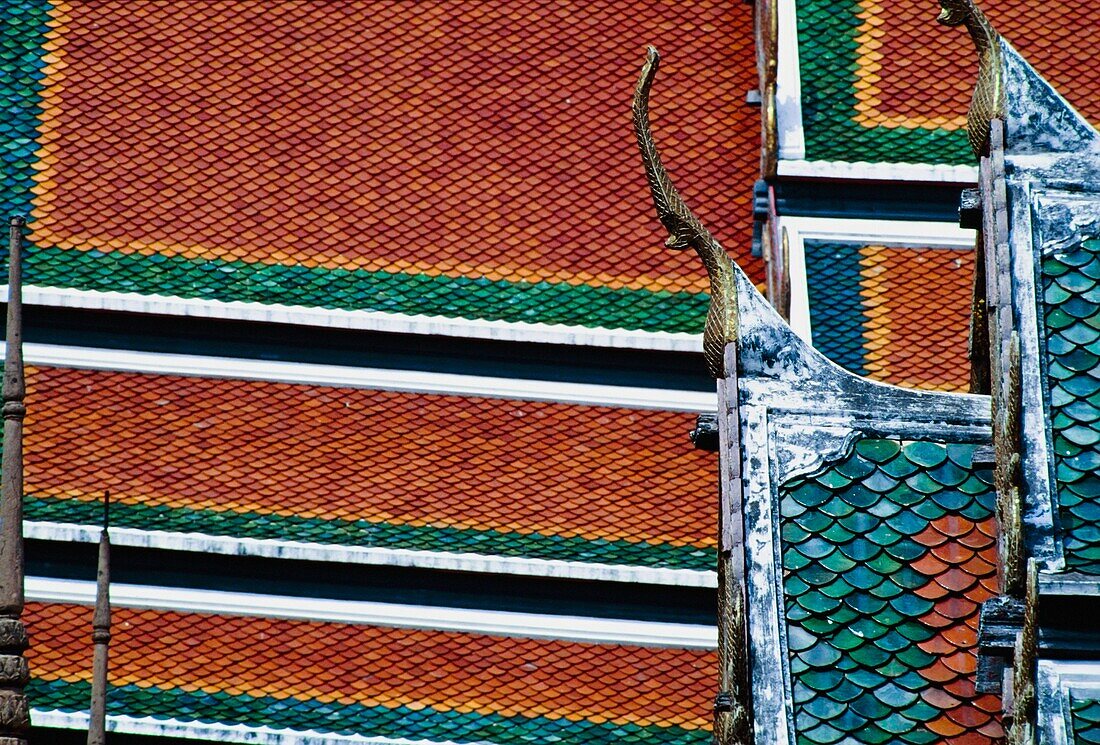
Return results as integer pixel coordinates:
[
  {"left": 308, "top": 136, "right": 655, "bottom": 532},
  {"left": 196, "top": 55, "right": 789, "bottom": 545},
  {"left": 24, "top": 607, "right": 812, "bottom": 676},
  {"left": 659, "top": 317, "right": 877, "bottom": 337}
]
[
  {"left": 87, "top": 492, "right": 111, "bottom": 745},
  {"left": 0, "top": 216, "right": 30, "bottom": 744}
]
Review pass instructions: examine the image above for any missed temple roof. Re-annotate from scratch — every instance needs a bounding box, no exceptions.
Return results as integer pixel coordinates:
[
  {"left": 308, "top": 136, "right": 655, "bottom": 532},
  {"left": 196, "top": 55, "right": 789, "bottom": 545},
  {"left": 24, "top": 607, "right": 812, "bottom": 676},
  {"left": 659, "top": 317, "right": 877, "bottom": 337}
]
[
  {"left": 782, "top": 0, "right": 1100, "bottom": 175},
  {"left": 803, "top": 240, "right": 973, "bottom": 391},
  {"left": 781, "top": 438, "right": 1001, "bottom": 742},
  {"left": 20, "top": 356, "right": 716, "bottom": 581},
  {"left": 1040, "top": 240, "right": 1100, "bottom": 573},
  {"left": 4, "top": 0, "right": 762, "bottom": 342},
  {"left": 27, "top": 584, "right": 715, "bottom": 744}
]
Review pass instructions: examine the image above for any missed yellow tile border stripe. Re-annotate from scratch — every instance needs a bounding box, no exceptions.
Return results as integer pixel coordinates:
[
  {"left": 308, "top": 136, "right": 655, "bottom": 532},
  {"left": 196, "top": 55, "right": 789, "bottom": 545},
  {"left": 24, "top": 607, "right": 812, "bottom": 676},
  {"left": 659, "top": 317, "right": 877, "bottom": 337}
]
[{"left": 851, "top": 0, "right": 967, "bottom": 131}]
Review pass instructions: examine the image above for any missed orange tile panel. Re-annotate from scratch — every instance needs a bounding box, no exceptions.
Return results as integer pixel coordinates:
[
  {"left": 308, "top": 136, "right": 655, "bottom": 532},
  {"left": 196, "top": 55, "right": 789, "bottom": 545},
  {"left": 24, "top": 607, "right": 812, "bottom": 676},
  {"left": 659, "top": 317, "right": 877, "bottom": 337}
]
[
  {"left": 30, "top": 0, "right": 764, "bottom": 292},
  {"left": 26, "top": 600, "right": 716, "bottom": 729},
  {"left": 855, "top": 0, "right": 1100, "bottom": 127},
  {"left": 859, "top": 244, "right": 973, "bottom": 392},
  {"left": 23, "top": 364, "right": 715, "bottom": 548}
]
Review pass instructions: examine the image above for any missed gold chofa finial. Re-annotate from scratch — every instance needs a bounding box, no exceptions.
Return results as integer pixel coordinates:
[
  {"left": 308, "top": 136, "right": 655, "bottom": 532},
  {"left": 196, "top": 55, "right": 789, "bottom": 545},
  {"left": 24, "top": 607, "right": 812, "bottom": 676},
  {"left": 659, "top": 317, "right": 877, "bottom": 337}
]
[
  {"left": 937, "top": 0, "right": 1004, "bottom": 158},
  {"left": 632, "top": 47, "right": 739, "bottom": 379}
]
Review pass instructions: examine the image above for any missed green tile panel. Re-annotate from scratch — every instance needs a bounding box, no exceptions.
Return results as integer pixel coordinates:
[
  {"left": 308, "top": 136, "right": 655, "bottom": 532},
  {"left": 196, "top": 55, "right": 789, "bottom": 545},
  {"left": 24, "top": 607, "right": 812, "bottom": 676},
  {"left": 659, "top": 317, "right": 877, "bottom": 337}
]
[
  {"left": 9, "top": 246, "right": 708, "bottom": 334},
  {"left": 794, "top": 0, "right": 971, "bottom": 165},
  {"left": 0, "top": 1, "right": 51, "bottom": 220},
  {"left": 1073, "top": 696, "right": 1100, "bottom": 744},
  {"left": 1041, "top": 239, "right": 1100, "bottom": 572},
  {"left": 780, "top": 437, "right": 998, "bottom": 744}
]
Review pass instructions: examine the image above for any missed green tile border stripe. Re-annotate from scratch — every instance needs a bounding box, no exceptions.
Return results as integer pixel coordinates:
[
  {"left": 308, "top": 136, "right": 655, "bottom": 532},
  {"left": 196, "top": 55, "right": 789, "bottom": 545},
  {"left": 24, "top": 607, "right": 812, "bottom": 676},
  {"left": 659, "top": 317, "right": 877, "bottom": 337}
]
[
  {"left": 26, "top": 494, "right": 714, "bottom": 571},
  {"left": 795, "top": 0, "right": 972, "bottom": 165},
  {"left": 12, "top": 245, "right": 707, "bottom": 333},
  {"left": 30, "top": 678, "right": 709, "bottom": 745}
]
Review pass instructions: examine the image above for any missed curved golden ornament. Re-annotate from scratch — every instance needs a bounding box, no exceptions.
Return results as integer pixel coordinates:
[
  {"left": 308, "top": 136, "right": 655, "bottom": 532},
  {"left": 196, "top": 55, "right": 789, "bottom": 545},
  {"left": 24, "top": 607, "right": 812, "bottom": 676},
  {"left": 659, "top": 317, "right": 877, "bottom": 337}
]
[
  {"left": 632, "top": 46, "right": 739, "bottom": 379},
  {"left": 937, "top": 0, "right": 1005, "bottom": 158}
]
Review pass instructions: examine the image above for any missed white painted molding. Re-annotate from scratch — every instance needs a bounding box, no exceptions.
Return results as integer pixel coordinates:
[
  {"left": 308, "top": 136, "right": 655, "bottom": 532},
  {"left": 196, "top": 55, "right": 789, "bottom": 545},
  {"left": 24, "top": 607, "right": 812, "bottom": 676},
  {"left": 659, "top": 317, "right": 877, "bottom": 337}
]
[
  {"left": 25, "top": 522, "right": 718, "bottom": 588},
  {"left": 6, "top": 286, "right": 704, "bottom": 352},
  {"left": 26, "top": 576, "right": 718, "bottom": 648},
  {"left": 1037, "top": 660, "right": 1100, "bottom": 745},
  {"left": 778, "top": 216, "right": 976, "bottom": 345},
  {"left": 775, "top": 0, "right": 806, "bottom": 161},
  {"left": 777, "top": 159, "right": 978, "bottom": 183},
  {"left": 772, "top": 0, "right": 979, "bottom": 184},
  {"left": 33, "top": 711, "right": 501, "bottom": 745},
  {"left": 13, "top": 342, "right": 717, "bottom": 412}
]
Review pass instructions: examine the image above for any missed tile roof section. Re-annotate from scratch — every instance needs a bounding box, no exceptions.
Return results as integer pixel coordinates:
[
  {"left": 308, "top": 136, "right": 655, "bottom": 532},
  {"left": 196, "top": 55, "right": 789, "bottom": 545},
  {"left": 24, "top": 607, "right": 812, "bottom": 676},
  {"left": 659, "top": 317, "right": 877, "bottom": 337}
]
[
  {"left": 5, "top": 0, "right": 762, "bottom": 334},
  {"left": 793, "top": 0, "right": 1100, "bottom": 167},
  {"left": 804, "top": 240, "right": 972, "bottom": 392},
  {"left": 21, "top": 364, "right": 716, "bottom": 571},
  {"left": 780, "top": 437, "right": 1002, "bottom": 743},
  {"left": 1040, "top": 239, "right": 1100, "bottom": 573},
  {"left": 26, "top": 600, "right": 715, "bottom": 744},
  {"left": 1073, "top": 696, "right": 1100, "bottom": 744}
]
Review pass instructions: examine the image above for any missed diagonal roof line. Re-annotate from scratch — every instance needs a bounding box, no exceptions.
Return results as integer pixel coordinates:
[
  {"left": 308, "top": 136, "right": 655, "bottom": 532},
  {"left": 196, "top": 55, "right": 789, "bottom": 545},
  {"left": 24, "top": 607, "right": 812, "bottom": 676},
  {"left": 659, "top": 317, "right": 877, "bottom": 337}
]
[
  {"left": 26, "top": 576, "right": 717, "bottom": 648},
  {"left": 8, "top": 342, "right": 716, "bottom": 411}
]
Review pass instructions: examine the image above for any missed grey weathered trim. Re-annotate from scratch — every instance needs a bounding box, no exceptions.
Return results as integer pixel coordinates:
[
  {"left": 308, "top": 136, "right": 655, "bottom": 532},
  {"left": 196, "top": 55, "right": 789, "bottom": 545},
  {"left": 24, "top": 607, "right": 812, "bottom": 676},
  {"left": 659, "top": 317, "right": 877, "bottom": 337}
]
[
  {"left": 741, "top": 402, "right": 792, "bottom": 745},
  {"left": 1007, "top": 170, "right": 1062, "bottom": 567},
  {"left": 1001, "top": 41, "right": 1100, "bottom": 158},
  {"left": 991, "top": 34, "right": 1100, "bottom": 570},
  {"left": 721, "top": 262, "right": 991, "bottom": 743},
  {"left": 1038, "top": 573, "right": 1100, "bottom": 596},
  {"left": 1037, "top": 661, "right": 1071, "bottom": 745},
  {"left": 1036, "top": 661, "right": 1100, "bottom": 745}
]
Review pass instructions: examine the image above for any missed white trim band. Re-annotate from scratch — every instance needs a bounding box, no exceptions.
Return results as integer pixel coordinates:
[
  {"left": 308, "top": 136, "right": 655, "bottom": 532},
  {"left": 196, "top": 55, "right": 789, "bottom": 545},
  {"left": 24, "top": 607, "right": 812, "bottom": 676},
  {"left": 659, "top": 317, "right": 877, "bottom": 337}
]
[
  {"left": 778, "top": 216, "right": 977, "bottom": 345},
  {"left": 33, "top": 711, "right": 499, "bottom": 745},
  {"left": 8, "top": 286, "right": 704, "bottom": 352},
  {"left": 26, "top": 576, "right": 718, "bottom": 648},
  {"left": 777, "top": 159, "right": 978, "bottom": 183},
  {"left": 26, "top": 522, "right": 718, "bottom": 588},
  {"left": 775, "top": 0, "right": 806, "bottom": 161},
  {"left": 14, "top": 342, "right": 717, "bottom": 412}
]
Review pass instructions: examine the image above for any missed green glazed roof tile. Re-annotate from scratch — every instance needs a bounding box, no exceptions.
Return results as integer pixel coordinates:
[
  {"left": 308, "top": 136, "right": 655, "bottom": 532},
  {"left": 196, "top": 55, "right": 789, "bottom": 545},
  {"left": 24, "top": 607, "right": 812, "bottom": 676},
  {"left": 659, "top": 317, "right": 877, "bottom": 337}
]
[
  {"left": 780, "top": 437, "right": 1000, "bottom": 743},
  {"left": 27, "top": 493, "right": 712, "bottom": 571},
  {"left": 793, "top": 0, "right": 971, "bottom": 165},
  {"left": 1041, "top": 240, "right": 1100, "bottom": 573},
  {"left": 1072, "top": 696, "right": 1100, "bottom": 744}
]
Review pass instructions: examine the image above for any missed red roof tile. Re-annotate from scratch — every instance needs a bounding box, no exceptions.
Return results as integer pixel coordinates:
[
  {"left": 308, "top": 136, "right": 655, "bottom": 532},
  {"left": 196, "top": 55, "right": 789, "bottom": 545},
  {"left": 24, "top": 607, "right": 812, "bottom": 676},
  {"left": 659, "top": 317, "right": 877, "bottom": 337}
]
[
  {"left": 29, "top": 0, "right": 763, "bottom": 297},
  {"left": 24, "top": 364, "right": 715, "bottom": 561},
  {"left": 26, "top": 600, "right": 716, "bottom": 739},
  {"left": 853, "top": 0, "right": 1100, "bottom": 128}
]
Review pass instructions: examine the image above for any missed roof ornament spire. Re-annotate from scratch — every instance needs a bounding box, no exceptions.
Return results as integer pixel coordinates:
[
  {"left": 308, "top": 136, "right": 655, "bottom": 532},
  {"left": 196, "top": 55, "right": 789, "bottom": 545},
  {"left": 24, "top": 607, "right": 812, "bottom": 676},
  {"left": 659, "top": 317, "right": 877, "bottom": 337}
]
[
  {"left": 0, "top": 217, "right": 30, "bottom": 744},
  {"left": 632, "top": 46, "right": 739, "bottom": 379},
  {"left": 87, "top": 491, "right": 112, "bottom": 745},
  {"left": 936, "top": 0, "right": 1005, "bottom": 158}
]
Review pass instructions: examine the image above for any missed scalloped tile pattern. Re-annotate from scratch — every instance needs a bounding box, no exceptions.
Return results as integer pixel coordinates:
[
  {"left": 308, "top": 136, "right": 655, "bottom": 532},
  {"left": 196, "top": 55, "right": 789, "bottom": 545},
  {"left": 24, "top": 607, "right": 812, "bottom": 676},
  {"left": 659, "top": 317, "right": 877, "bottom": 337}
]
[
  {"left": 804, "top": 241, "right": 972, "bottom": 392},
  {"left": 25, "top": 601, "right": 715, "bottom": 744},
  {"left": 20, "top": 364, "right": 716, "bottom": 570},
  {"left": 1073, "top": 696, "right": 1100, "bottom": 744},
  {"left": 1041, "top": 239, "right": 1100, "bottom": 573},
  {"left": 3, "top": 0, "right": 763, "bottom": 333},
  {"left": 794, "top": 0, "right": 1100, "bottom": 166},
  {"left": 780, "top": 438, "right": 1002, "bottom": 744}
]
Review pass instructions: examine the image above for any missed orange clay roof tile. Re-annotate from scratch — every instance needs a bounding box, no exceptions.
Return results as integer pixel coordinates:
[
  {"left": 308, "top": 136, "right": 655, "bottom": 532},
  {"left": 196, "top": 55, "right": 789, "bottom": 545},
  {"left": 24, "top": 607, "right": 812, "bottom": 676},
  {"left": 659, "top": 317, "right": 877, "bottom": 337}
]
[
  {"left": 6, "top": 0, "right": 762, "bottom": 334},
  {"left": 25, "top": 600, "right": 716, "bottom": 743},
  {"left": 23, "top": 364, "right": 716, "bottom": 570}
]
